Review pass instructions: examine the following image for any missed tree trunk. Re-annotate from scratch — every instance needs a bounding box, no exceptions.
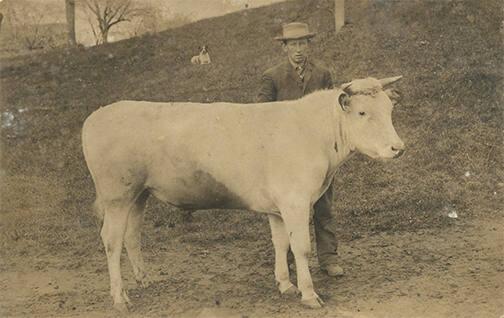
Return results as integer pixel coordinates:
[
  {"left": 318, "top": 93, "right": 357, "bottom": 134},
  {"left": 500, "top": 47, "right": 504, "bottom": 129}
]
[
  {"left": 0, "top": 13, "right": 3, "bottom": 34},
  {"left": 101, "top": 28, "right": 109, "bottom": 44},
  {"left": 65, "top": 0, "right": 76, "bottom": 45}
]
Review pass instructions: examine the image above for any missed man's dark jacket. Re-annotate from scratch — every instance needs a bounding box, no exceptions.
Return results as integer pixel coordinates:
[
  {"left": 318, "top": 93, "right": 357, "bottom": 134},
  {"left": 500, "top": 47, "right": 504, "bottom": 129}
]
[{"left": 256, "top": 59, "right": 333, "bottom": 102}]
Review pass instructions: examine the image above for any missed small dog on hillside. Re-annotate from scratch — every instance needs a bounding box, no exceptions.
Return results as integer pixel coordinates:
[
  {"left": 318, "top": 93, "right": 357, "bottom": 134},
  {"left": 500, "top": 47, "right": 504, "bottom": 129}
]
[{"left": 191, "top": 45, "right": 211, "bottom": 64}]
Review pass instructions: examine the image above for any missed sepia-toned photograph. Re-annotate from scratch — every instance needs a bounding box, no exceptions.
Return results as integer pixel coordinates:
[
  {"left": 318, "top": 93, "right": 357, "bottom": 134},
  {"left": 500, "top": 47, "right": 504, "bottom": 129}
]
[{"left": 0, "top": 0, "right": 502, "bottom": 317}]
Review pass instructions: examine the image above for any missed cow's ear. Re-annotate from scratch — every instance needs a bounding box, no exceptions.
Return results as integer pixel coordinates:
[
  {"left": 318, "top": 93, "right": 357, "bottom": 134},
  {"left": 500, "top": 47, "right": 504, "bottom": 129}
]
[
  {"left": 338, "top": 92, "right": 351, "bottom": 112},
  {"left": 385, "top": 88, "right": 401, "bottom": 106}
]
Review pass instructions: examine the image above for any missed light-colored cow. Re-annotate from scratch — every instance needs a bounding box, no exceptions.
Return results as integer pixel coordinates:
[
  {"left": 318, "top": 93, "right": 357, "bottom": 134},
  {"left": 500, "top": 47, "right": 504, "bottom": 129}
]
[
  {"left": 191, "top": 45, "right": 211, "bottom": 64},
  {"left": 81, "top": 76, "right": 404, "bottom": 312}
]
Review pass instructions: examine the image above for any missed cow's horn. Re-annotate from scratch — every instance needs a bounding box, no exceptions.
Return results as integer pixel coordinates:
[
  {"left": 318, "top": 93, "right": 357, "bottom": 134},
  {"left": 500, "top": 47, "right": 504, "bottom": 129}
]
[
  {"left": 340, "top": 82, "right": 352, "bottom": 92},
  {"left": 379, "top": 76, "right": 403, "bottom": 87}
]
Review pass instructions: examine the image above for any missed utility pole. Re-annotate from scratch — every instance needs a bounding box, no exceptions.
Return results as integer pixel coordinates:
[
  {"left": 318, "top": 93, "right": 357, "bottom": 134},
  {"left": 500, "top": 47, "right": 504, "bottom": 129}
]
[{"left": 335, "top": 0, "right": 345, "bottom": 32}]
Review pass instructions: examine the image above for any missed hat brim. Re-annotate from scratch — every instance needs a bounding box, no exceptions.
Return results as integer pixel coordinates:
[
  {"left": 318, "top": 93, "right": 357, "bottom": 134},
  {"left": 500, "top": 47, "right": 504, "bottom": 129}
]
[{"left": 274, "top": 33, "right": 316, "bottom": 41}]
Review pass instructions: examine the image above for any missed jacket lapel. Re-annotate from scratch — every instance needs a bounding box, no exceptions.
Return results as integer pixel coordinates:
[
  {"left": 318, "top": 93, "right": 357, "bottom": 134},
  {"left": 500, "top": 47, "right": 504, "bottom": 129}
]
[
  {"left": 285, "top": 62, "right": 299, "bottom": 85},
  {"left": 302, "top": 61, "right": 313, "bottom": 94},
  {"left": 283, "top": 62, "right": 303, "bottom": 98}
]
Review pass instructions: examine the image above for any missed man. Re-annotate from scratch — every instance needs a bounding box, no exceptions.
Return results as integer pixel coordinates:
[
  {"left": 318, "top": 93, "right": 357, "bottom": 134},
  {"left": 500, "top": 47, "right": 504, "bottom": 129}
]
[{"left": 256, "top": 22, "right": 344, "bottom": 277}]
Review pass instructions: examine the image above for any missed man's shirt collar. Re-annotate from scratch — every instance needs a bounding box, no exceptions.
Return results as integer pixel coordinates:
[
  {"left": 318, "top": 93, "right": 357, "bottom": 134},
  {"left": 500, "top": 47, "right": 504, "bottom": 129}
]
[
  {"left": 289, "top": 57, "right": 307, "bottom": 71},
  {"left": 288, "top": 57, "right": 308, "bottom": 81}
]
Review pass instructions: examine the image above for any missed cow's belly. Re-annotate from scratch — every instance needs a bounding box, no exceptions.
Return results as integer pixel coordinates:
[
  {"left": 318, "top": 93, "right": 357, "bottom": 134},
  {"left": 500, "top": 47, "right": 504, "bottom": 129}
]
[{"left": 147, "top": 169, "right": 249, "bottom": 210}]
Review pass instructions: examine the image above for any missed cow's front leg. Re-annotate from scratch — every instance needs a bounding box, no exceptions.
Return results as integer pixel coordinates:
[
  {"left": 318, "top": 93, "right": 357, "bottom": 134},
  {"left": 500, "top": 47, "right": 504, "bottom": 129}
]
[
  {"left": 280, "top": 203, "right": 324, "bottom": 308},
  {"left": 268, "top": 214, "right": 299, "bottom": 295}
]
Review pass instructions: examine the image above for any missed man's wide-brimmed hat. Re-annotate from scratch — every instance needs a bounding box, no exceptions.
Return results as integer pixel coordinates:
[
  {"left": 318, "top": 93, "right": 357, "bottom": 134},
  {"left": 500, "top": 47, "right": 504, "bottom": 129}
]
[{"left": 274, "top": 22, "right": 316, "bottom": 41}]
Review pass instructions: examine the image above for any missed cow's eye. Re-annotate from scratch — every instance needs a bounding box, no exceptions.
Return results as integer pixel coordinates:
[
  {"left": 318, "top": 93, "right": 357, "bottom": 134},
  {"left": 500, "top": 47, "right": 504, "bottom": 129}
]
[{"left": 359, "top": 112, "right": 366, "bottom": 116}]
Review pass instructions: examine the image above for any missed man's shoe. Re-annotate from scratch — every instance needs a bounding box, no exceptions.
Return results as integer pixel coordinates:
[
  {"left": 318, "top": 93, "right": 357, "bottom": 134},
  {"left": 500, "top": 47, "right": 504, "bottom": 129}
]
[{"left": 322, "top": 264, "right": 344, "bottom": 277}]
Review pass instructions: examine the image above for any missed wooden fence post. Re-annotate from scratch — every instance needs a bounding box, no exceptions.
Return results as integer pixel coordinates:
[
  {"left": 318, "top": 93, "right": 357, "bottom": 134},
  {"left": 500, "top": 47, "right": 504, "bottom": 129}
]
[{"left": 335, "top": 0, "right": 345, "bottom": 32}]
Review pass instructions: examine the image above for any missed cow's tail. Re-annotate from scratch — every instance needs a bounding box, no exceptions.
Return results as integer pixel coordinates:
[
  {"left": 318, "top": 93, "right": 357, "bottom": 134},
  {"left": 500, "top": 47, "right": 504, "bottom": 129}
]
[
  {"left": 93, "top": 199, "right": 105, "bottom": 224},
  {"left": 82, "top": 115, "right": 104, "bottom": 230}
]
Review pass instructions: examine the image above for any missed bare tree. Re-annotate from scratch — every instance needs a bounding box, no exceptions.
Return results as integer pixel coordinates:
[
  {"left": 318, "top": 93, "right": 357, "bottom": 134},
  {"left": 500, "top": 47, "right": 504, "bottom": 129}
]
[
  {"left": 65, "top": 0, "right": 76, "bottom": 45},
  {"left": 4, "top": 3, "right": 47, "bottom": 50},
  {"left": 80, "top": 0, "right": 142, "bottom": 45}
]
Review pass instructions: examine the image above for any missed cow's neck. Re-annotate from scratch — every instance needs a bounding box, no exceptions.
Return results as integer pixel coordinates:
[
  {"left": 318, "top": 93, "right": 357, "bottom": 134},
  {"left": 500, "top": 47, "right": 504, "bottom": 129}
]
[
  {"left": 334, "top": 115, "right": 349, "bottom": 154},
  {"left": 295, "top": 89, "right": 354, "bottom": 166},
  {"left": 330, "top": 104, "right": 355, "bottom": 169},
  {"left": 314, "top": 102, "right": 355, "bottom": 199}
]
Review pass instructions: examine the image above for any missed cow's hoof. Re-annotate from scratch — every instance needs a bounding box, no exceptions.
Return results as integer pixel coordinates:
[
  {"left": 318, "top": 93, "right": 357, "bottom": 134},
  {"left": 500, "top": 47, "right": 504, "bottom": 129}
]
[
  {"left": 136, "top": 277, "right": 152, "bottom": 288},
  {"left": 113, "top": 302, "right": 129, "bottom": 313},
  {"left": 122, "top": 290, "right": 131, "bottom": 304},
  {"left": 301, "top": 295, "right": 324, "bottom": 309},
  {"left": 281, "top": 285, "right": 300, "bottom": 296}
]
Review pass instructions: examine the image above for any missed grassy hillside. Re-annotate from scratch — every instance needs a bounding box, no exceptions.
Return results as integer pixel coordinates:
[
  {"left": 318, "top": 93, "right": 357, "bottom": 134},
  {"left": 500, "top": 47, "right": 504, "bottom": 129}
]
[{"left": 0, "top": 0, "right": 502, "bottom": 258}]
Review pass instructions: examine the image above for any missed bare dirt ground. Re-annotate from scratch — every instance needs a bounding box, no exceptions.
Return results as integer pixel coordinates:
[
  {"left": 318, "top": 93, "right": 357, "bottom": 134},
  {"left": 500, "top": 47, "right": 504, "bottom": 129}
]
[{"left": 1, "top": 213, "right": 502, "bottom": 318}]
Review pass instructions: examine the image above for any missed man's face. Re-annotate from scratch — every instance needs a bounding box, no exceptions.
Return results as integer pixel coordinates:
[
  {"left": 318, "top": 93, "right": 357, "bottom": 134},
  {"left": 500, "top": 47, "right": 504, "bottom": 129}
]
[{"left": 282, "top": 38, "right": 309, "bottom": 64}]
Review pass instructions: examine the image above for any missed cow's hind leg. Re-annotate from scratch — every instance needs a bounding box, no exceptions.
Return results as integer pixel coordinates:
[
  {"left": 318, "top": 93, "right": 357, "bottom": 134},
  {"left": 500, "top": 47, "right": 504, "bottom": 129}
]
[
  {"left": 280, "top": 202, "right": 324, "bottom": 309},
  {"left": 100, "top": 200, "right": 133, "bottom": 312},
  {"left": 124, "top": 190, "right": 150, "bottom": 288},
  {"left": 268, "top": 214, "right": 298, "bottom": 296}
]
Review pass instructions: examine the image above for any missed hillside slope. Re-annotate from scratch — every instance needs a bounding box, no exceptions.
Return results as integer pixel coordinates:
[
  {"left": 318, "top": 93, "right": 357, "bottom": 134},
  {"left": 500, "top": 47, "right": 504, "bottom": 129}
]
[{"left": 0, "top": 0, "right": 502, "bottom": 237}]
